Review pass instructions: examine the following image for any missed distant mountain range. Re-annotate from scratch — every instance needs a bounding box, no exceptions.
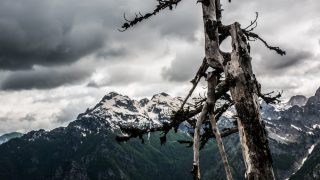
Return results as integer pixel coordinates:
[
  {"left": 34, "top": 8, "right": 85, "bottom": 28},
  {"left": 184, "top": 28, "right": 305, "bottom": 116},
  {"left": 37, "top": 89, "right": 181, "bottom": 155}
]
[{"left": 0, "top": 87, "right": 319, "bottom": 180}]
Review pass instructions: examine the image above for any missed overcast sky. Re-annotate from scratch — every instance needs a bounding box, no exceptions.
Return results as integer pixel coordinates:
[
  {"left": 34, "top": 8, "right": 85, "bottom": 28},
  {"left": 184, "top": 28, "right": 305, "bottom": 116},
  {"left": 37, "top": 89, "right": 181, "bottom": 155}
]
[{"left": 0, "top": 0, "right": 319, "bottom": 134}]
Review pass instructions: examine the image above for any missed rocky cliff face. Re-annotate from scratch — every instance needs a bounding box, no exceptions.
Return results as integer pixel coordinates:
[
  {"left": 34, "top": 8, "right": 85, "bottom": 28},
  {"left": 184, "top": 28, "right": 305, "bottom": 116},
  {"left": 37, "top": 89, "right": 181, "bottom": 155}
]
[{"left": 0, "top": 88, "right": 319, "bottom": 180}]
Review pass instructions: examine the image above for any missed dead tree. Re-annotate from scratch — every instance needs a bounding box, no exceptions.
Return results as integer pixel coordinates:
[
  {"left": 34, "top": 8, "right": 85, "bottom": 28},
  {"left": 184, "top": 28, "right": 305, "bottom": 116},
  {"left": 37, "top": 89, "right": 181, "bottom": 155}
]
[{"left": 116, "top": 0, "right": 285, "bottom": 179}]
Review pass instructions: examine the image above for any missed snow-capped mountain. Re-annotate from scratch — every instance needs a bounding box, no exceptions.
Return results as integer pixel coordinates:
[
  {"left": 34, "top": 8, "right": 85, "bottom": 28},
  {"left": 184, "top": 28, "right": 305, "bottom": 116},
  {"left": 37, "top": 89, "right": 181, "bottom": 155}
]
[
  {"left": 76, "top": 92, "right": 183, "bottom": 130},
  {"left": 0, "top": 87, "right": 319, "bottom": 180},
  {"left": 74, "top": 88, "right": 320, "bottom": 145},
  {"left": 261, "top": 89, "right": 320, "bottom": 144},
  {"left": 74, "top": 87, "right": 319, "bottom": 179}
]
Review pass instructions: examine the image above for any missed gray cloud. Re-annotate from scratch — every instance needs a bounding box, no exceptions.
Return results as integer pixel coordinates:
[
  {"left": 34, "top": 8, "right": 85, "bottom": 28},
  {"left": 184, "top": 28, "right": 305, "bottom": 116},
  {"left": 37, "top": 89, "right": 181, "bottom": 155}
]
[
  {"left": 0, "top": 65, "right": 92, "bottom": 90},
  {"left": 88, "top": 66, "right": 146, "bottom": 88},
  {"left": 0, "top": 0, "right": 203, "bottom": 91},
  {"left": 0, "top": 0, "right": 204, "bottom": 71},
  {"left": 95, "top": 46, "right": 129, "bottom": 60},
  {"left": 0, "top": 0, "right": 109, "bottom": 70},
  {"left": 148, "top": 2, "right": 202, "bottom": 41},
  {"left": 55, "top": 105, "right": 84, "bottom": 124},
  {"left": 265, "top": 49, "right": 313, "bottom": 70},
  {"left": 161, "top": 45, "right": 203, "bottom": 82},
  {"left": 19, "top": 114, "right": 37, "bottom": 122},
  {"left": 1, "top": 0, "right": 320, "bottom": 134},
  {"left": 252, "top": 45, "right": 314, "bottom": 76}
]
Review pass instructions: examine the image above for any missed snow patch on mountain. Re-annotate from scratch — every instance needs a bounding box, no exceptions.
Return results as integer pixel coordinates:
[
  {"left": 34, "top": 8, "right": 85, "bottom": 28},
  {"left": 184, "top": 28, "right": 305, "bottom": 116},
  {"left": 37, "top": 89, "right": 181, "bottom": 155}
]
[
  {"left": 77, "top": 92, "right": 183, "bottom": 130},
  {"left": 291, "top": 124, "right": 302, "bottom": 131},
  {"left": 72, "top": 90, "right": 320, "bottom": 147}
]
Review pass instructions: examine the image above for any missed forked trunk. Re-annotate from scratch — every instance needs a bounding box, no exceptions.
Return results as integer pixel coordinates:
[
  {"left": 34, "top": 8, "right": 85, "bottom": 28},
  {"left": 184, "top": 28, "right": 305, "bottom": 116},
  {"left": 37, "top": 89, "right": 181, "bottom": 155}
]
[{"left": 201, "top": 0, "right": 275, "bottom": 179}]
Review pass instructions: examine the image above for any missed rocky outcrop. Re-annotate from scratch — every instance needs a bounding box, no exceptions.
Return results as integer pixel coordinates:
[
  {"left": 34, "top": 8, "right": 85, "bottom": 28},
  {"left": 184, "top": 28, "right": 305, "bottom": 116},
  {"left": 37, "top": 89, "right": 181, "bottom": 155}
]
[{"left": 287, "top": 95, "right": 307, "bottom": 107}]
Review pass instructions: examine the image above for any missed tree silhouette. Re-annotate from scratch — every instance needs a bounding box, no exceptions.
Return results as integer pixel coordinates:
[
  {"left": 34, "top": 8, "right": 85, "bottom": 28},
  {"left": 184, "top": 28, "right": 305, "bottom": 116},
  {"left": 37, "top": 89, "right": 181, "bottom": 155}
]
[{"left": 116, "top": 0, "right": 285, "bottom": 179}]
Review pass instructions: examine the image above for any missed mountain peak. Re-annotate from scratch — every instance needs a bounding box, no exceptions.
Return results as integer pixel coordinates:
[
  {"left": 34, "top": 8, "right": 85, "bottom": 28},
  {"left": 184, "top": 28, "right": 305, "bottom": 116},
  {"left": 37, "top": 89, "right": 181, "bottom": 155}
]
[
  {"left": 287, "top": 95, "right": 307, "bottom": 107},
  {"left": 76, "top": 91, "right": 183, "bottom": 130},
  {"left": 102, "top": 92, "right": 128, "bottom": 101}
]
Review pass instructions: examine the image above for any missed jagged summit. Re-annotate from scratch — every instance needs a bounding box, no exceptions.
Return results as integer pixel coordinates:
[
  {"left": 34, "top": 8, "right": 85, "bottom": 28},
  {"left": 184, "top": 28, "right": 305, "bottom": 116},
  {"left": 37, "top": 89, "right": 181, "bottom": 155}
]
[
  {"left": 102, "top": 91, "right": 128, "bottom": 101},
  {"left": 77, "top": 92, "right": 182, "bottom": 130},
  {"left": 75, "top": 90, "right": 320, "bottom": 145}
]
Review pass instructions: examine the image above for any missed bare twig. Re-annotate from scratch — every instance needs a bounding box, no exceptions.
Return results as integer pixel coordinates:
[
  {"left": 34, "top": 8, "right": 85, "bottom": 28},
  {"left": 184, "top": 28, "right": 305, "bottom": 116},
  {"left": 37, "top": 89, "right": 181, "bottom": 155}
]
[
  {"left": 244, "top": 12, "right": 258, "bottom": 32},
  {"left": 119, "top": 0, "right": 182, "bottom": 31},
  {"left": 180, "top": 58, "right": 209, "bottom": 110}
]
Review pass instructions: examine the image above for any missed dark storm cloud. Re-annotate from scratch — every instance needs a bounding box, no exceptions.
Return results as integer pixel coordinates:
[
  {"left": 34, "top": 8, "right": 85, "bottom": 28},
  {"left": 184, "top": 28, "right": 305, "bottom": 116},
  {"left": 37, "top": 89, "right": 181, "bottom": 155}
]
[
  {"left": 252, "top": 45, "right": 314, "bottom": 76},
  {"left": 0, "top": 66, "right": 92, "bottom": 90},
  {"left": 266, "top": 49, "right": 313, "bottom": 69},
  {"left": 0, "top": 0, "right": 204, "bottom": 90},
  {"left": 0, "top": 0, "right": 111, "bottom": 70},
  {"left": 0, "top": 0, "right": 203, "bottom": 71}
]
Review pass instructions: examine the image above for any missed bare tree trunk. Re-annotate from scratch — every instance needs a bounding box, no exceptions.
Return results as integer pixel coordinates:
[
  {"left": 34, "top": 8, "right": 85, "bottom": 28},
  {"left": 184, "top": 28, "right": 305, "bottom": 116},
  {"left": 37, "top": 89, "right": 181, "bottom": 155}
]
[
  {"left": 201, "top": 0, "right": 223, "bottom": 69},
  {"left": 120, "top": 0, "right": 280, "bottom": 179},
  {"left": 207, "top": 73, "right": 234, "bottom": 180},
  {"left": 201, "top": 0, "right": 275, "bottom": 179},
  {"left": 224, "top": 23, "right": 275, "bottom": 180}
]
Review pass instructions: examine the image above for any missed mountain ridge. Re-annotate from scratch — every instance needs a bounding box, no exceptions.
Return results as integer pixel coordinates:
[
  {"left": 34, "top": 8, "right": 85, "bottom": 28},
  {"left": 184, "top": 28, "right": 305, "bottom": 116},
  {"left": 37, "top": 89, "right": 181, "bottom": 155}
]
[{"left": 0, "top": 87, "right": 319, "bottom": 179}]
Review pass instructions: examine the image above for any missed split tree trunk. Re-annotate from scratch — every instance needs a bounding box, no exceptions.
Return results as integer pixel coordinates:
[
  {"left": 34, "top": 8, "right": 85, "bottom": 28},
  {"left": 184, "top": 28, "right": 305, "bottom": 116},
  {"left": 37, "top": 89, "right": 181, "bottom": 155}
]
[
  {"left": 225, "top": 23, "right": 274, "bottom": 180},
  {"left": 201, "top": 0, "right": 275, "bottom": 179}
]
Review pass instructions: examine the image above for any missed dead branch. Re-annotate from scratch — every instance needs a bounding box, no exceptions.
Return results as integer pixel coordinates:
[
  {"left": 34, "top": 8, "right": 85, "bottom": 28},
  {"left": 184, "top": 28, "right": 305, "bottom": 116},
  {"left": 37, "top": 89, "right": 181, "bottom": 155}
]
[
  {"left": 177, "top": 127, "right": 238, "bottom": 148},
  {"left": 193, "top": 103, "right": 208, "bottom": 180},
  {"left": 243, "top": 31, "right": 286, "bottom": 56},
  {"left": 180, "top": 58, "right": 209, "bottom": 110},
  {"left": 244, "top": 12, "right": 258, "bottom": 32},
  {"left": 119, "top": 0, "right": 182, "bottom": 31},
  {"left": 253, "top": 76, "right": 282, "bottom": 104}
]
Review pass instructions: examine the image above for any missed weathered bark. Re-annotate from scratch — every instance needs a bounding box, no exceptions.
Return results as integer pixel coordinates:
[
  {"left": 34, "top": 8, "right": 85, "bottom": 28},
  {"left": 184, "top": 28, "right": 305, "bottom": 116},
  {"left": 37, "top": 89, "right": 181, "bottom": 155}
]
[
  {"left": 207, "top": 73, "right": 233, "bottom": 180},
  {"left": 201, "top": 0, "right": 275, "bottom": 179},
  {"left": 224, "top": 23, "right": 275, "bottom": 180},
  {"left": 201, "top": 0, "right": 223, "bottom": 69}
]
